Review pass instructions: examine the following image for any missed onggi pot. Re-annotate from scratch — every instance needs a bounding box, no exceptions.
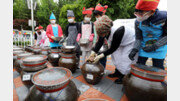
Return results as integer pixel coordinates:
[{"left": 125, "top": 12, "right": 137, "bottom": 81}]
[
  {"left": 123, "top": 64, "right": 167, "bottom": 101},
  {"left": 25, "top": 67, "right": 80, "bottom": 101},
  {"left": 32, "top": 46, "right": 41, "bottom": 54},
  {"left": 81, "top": 61, "right": 104, "bottom": 85},
  {"left": 14, "top": 52, "right": 33, "bottom": 73},
  {"left": 13, "top": 50, "right": 25, "bottom": 67},
  {"left": 20, "top": 55, "right": 48, "bottom": 84},
  {"left": 40, "top": 46, "right": 51, "bottom": 56},
  {"left": 58, "top": 46, "right": 78, "bottom": 73},
  {"left": 48, "top": 49, "right": 61, "bottom": 66}
]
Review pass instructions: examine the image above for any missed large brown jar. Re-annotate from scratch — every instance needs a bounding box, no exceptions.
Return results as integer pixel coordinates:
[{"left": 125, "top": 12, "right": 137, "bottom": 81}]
[
  {"left": 25, "top": 45, "right": 33, "bottom": 52},
  {"left": 123, "top": 64, "right": 167, "bottom": 101},
  {"left": 14, "top": 52, "right": 33, "bottom": 73},
  {"left": 13, "top": 47, "right": 24, "bottom": 51},
  {"left": 48, "top": 49, "right": 61, "bottom": 66},
  {"left": 20, "top": 55, "right": 48, "bottom": 84},
  {"left": 81, "top": 61, "right": 104, "bottom": 85},
  {"left": 40, "top": 46, "right": 51, "bottom": 56},
  {"left": 32, "top": 46, "right": 41, "bottom": 54},
  {"left": 25, "top": 67, "right": 80, "bottom": 101},
  {"left": 58, "top": 46, "right": 78, "bottom": 73},
  {"left": 13, "top": 50, "right": 25, "bottom": 67}
]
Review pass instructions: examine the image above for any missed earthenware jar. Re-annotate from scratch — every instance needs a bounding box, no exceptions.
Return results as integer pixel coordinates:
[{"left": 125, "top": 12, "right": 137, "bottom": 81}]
[
  {"left": 13, "top": 50, "right": 25, "bottom": 67},
  {"left": 14, "top": 52, "right": 33, "bottom": 73},
  {"left": 25, "top": 45, "right": 33, "bottom": 52},
  {"left": 81, "top": 61, "right": 104, "bottom": 85},
  {"left": 20, "top": 55, "right": 48, "bottom": 84},
  {"left": 82, "top": 98, "right": 108, "bottom": 101},
  {"left": 48, "top": 49, "right": 61, "bottom": 66},
  {"left": 25, "top": 67, "right": 80, "bottom": 101},
  {"left": 40, "top": 46, "right": 51, "bottom": 56},
  {"left": 59, "top": 46, "right": 78, "bottom": 73},
  {"left": 32, "top": 46, "right": 41, "bottom": 54},
  {"left": 20, "top": 55, "right": 48, "bottom": 72},
  {"left": 123, "top": 64, "right": 167, "bottom": 101},
  {"left": 13, "top": 47, "right": 23, "bottom": 51}
]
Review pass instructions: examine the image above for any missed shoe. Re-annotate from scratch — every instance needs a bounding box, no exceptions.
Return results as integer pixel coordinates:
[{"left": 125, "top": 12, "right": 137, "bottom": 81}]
[
  {"left": 108, "top": 69, "right": 122, "bottom": 78},
  {"left": 114, "top": 75, "right": 124, "bottom": 84},
  {"left": 108, "top": 73, "right": 119, "bottom": 78}
]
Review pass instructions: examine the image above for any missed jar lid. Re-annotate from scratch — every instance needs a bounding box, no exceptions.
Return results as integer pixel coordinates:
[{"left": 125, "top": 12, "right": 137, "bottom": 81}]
[
  {"left": 41, "top": 46, "right": 50, "bottom": 50},
  {"left": 131, "top": 64, "right": 167, "bottom": 82},
  {"left": 32, "top": 67, "right": 72, "bottom": 93},
  {"left": 62, "top": 45, "right": 76, "bottom": 53},
  {"left": 33, "top": 46, "right": 41, "bottom": 49},
  {"left": 22, "top": 55, "right": 47, "bottom": 65},
  {"left": 82, "top": 98, "right": 109, "bottom": 101},
  {"left": 21, "top": 62, "right": 47, "bottom": 72},
  {"left": 13, "top": 50, "right": 24, "bottom": 55},
  {"left": 17, "top": 53, "right": 33, "bottom": 59},
  {"left": 50, "top": 49, "right": 61, "bottom": 53},
  {"left": 13, "top": 47, "right": 23, "bottom": 51},
  {"left": 63, "top": 45, "right": 75, "bottom": 49}
]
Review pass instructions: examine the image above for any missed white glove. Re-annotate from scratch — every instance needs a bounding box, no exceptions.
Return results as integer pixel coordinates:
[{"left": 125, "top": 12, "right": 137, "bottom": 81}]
[
  {"left": 93, "top": 53, "right": 105, "bottom": 63},
  {"left": 51, "top": 36, "right": 56, "bottom": 41},
  {"left": 87, "top": 51, "right": 97, "bottom": 62}
]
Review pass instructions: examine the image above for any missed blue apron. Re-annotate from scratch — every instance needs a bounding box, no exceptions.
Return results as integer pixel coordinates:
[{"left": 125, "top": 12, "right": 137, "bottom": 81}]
[
  {"left": 139, "top": 22, "right": 167, "bottom": 59},
  {"left": 50, "top": 26, "right": 62, "bottom": 48}
]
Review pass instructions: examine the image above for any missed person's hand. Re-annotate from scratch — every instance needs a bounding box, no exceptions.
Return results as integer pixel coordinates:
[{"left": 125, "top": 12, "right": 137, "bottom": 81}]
[
  {"left": 87, "top": 51, "right": 97, "bottom": 62},
  {"left": 76, "top": 33, "right": 81, "bottom": 42},
  {"left": 93, "top": 53, "right": 105, "bottom": 63},
  {"left": 143, "top": 44, "right": 158, "bottom": 52},
  {"left": 51, "top": 36, "right": 56, "bottom": 41},
  {"left": 128, "top": 48, "right": 138, "bottom": 61}
]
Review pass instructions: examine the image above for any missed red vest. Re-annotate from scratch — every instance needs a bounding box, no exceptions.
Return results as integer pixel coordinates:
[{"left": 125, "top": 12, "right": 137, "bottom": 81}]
[{"left": 46, "top": 24, "right": 63, "bottom": 43}]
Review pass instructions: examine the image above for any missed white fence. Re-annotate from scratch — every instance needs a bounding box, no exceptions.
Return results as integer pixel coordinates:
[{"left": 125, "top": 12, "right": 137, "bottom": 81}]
[{"left": 13, "top": 30, "right": 34, "bottom": 48}]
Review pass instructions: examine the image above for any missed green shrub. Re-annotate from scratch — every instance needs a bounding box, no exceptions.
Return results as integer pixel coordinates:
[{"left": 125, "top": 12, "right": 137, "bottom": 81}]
[{"left": 13, "top": 41, "right": 31, "bottom": 46}]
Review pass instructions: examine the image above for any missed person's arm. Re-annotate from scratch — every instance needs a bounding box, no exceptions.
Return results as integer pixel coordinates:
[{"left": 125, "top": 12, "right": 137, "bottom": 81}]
[
  {"left": 78, "top": 22, "right": 82, "bottom": 34},
  {"left": 133, "top": 21, "right": 143, "bottom": 51},
  {"left": 93, "top": 25, "right": 97, "bottom": 44},
  {"left": 92, "top": 22, "right": 94, "bottom": 34},
  {"left": 46, "top": 25, "right": 53, "bottom": 39},
  {"left": 92, "top": 36, "right": 105, "bottom": 53},
  {"left": 58, "top": 25, "right": 63, "bottom": 37},
  {"left": 34, "top": 33, "right": 37, "bottom": 45},
  {"left": 103, "top": 26, "right": 125, "bottom": 56},
  {"left": 154, "top": 19, "right": 167, "bottom": 47},
  {"left": 65, "top": 24, "right": 69, "bottom": 37},
  {"left": 129, "top": 21, "right": 143, "bottom": 60},
  {"left": 76, "top": 22, "right": 82, "bottom": 42},
  {"left": 143, "top": 20, "right": 167, "bottom": 52}
]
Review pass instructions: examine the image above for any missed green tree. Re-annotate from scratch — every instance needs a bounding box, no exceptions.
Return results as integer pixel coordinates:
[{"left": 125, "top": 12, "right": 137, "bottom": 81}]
[
  {"left": 77, "top": 0, "right": 137, "bottom": 20},
  {"left": 13, "top": 0, "right": 30, "bottom": 19},
  {"left": 35, "top": 0, "right": 59, "bottom": 28},
  {"left": 59, "top": 3, "right": 83, "bottom": 32}
]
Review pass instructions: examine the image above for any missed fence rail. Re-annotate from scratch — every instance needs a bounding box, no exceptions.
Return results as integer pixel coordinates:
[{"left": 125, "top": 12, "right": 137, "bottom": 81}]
[{"left": 13, "top": 30, "right": 34, "bottom": 48}]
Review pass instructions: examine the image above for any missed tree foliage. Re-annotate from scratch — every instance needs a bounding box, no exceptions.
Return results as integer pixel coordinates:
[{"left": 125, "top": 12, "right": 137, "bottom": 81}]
[
  {"left": 77, "top": 0, "right": 137, "bottom": 20},
  {"left": 13, "top": 0, "right": 138, "bottom": 30}
]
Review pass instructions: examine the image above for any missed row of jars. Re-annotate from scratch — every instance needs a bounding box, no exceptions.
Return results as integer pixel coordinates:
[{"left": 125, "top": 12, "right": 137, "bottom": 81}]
[{"left": 13, "top": 45, "right": 167, "bottom": 101}]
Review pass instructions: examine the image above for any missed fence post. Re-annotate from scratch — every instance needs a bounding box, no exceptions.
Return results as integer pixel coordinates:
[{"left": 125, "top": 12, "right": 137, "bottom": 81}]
[{"left": 18, "top": 33, "right": 19, "bottom": 46}]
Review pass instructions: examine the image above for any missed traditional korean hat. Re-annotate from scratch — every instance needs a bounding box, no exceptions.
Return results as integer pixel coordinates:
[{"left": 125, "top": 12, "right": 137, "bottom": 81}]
[
  {"left": 67, "top": 10, "right": 75, "bottom": 17},
  {"left": 82, "top": 7, "right": 94, "bottom": 15},
  {"left": 95, "top": 15, "right": 113, "bottom": 36},
  {"left": 49, "top": 12, "right": 56, "bottom": 20},
  {"left": 38, "top": 25, "right": 43, "bottom": 30},
  {"left": 95, "top": 3, "right": 108, "bottom": 14},
  {"left": 136, "top": 0, "right": 160, "bottom": 11}
]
